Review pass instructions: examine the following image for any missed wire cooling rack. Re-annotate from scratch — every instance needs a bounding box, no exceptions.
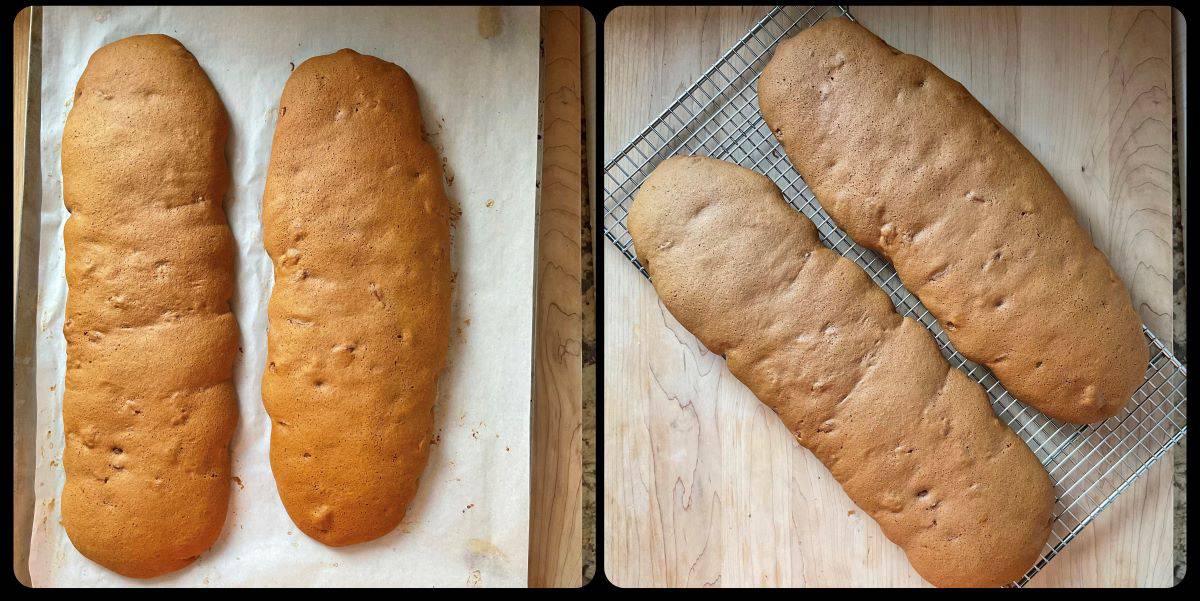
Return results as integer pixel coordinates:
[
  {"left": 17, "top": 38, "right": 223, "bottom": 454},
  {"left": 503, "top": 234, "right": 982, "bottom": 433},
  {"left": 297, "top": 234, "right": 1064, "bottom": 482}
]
[{"left": 602, "top": 4, "right": 1188, "bottom": 587}]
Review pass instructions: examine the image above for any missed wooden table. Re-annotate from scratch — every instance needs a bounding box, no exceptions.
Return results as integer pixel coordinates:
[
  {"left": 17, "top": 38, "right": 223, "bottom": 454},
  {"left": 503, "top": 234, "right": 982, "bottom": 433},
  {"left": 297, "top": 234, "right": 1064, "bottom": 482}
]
[
  {"left": 531, "top": 5, "right": 586, "bottom": 588},
  {"left": 12, "top": 6, "right": 587, "bottom": 587},
  {"left": 12, "top": 6, "right": 40, "bottom": 587},
  {"left": 603, "top": 5, "right": 1176, "bottom": 587}
]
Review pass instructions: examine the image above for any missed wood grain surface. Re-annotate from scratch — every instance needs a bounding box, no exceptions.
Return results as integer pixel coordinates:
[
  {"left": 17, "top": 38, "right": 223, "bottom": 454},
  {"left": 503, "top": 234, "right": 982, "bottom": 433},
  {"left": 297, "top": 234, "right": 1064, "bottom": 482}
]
[
  {"left": 530, "top": 5, "right": 585, "bottom": 588},
  {"left": 12, "top": 6, "right": 40, "bottom": 587},
  {"left": 13, "top": 7, "right": 32, "bottom": 311},
  {"left": 603, "top": 5, "right": 1176, "bottom": 587}
]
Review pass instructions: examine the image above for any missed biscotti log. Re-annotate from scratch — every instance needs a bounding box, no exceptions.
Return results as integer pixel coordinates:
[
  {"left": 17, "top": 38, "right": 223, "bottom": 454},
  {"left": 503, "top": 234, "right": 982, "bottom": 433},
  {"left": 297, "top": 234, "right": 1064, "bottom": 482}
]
[
  {"left": 628, "top": 156, "right": 1054, "bottom": 588},
  {"left": 261, "top": 49, "right": 452, "bottom": 546},
  {"left": 60, "top": 35, "right": 238, "bottom": 578},
  {"left": 757, "top": 18, "right": 1147, "bottom": 424}
]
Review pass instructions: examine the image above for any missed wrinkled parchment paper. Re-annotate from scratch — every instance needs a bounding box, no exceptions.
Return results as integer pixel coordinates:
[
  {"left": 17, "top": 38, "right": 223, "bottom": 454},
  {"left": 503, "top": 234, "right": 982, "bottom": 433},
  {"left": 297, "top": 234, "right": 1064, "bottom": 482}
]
[{"left": 28, "top": 5, "right": 538, "bottom": 587}]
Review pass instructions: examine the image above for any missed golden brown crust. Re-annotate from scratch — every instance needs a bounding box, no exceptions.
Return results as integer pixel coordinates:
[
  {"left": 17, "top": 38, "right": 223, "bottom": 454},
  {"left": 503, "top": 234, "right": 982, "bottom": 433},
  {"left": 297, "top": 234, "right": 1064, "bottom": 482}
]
[
  {"left": 758, "top": 18, "right": 1147, "bottom": 424},
  {"left": 629, "top": 156, "right": 1053, "bottom": 588},
  {"left": 261, "top": 49, "right": 452, "bottom": 546},
  {"left": 60, "top": 34, "right": 238, "bottom": 578}
]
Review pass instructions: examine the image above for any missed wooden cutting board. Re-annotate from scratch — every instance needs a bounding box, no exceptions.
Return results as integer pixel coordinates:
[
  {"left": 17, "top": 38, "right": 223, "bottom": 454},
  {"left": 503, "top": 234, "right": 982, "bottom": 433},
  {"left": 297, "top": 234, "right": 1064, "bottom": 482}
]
[
  {"left": 531, "top": 5, "right": 586, "bottom": 588},
  {"left": 603, "top": 5, "right": 1176, "bottom": 587}
]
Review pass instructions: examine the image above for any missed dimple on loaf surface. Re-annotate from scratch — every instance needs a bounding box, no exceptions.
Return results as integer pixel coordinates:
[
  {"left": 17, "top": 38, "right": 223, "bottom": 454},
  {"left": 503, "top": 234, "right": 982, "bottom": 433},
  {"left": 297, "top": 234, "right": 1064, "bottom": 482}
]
[
  {"left": 60, "top": 34, "right": 238, "bottom": 578},
  {"left": 261, "top": 49, "right": 452, "bottom": 546},
  {"left": 757, "top": 18, "right": 1147, "bottom": 424},
  {"left": 628, "top": 156, "right": 1054, "bottom": 587}
]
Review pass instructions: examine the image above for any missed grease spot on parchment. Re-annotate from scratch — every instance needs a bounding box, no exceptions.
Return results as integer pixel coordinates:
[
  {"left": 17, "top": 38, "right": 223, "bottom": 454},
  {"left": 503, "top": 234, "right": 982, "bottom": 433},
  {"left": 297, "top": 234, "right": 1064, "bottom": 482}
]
[
  {"left": 467, "top": 538, "right": 507, "bottom": 560},
  {"left": 477, "top": 7, "right": 502, "bottom": 39}
]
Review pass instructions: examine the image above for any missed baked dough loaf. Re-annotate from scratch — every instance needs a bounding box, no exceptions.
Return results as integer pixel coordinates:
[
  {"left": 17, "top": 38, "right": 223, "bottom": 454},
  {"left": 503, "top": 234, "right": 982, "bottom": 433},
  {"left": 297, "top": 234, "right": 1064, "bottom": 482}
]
[
  {"left": 758, "top": 18, "right": 1147, "bottom": 424},
  {"left": 261, "top": 49, "right": 452, "bottom": 546},
  {"left": 60, "top": 34, "right": 238, "bottom": 578},
  {"left": 628, "top": 156, "right": 1054, "bottom": 588}
]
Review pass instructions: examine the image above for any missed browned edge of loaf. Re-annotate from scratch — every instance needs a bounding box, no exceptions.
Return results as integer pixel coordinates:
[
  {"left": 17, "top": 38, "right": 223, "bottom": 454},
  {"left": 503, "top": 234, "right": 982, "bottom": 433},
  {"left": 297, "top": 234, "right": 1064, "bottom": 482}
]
[
  {"left": 60, "top": 34, "right": 238, "bottom": 578},
  {"left": 628, "top": 156, "right": 1054, "bottom": 587},
  {"left": 757, "top": 17, "right": 1148, "bottom": 424},
  {"left": 261, "top": 49, "right": 452, "bottom": 547}
]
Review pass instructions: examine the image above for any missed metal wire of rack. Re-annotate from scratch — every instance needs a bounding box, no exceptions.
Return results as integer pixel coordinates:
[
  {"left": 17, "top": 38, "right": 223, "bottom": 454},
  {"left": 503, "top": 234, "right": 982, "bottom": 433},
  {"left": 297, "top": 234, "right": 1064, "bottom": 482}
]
[{"left": 602, "top": 4, "right": 1188, "bottom": 587}]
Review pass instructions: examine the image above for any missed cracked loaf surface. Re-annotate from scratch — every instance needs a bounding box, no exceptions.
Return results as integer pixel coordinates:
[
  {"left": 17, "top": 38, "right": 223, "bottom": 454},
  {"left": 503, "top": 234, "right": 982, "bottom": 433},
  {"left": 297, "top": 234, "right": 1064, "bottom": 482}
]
[
  {"left": 758, "top": 18, "right": 1147, "bottom": 424},
  {"left": 261, "top": 49, "right": 452, "bottom": 546},
  {"left": 628, "top": 156, "right": 1054, "bottom": 587},
  {"left": 60, "top": 34, "right": 238, "bottom": 578}
]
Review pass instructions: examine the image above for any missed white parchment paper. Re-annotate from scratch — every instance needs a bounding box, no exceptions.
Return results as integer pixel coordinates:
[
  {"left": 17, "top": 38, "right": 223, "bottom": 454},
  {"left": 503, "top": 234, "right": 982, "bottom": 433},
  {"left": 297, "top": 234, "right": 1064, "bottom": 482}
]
[{"left": 29, "top": 5, "right": 538, "bottom": 587}]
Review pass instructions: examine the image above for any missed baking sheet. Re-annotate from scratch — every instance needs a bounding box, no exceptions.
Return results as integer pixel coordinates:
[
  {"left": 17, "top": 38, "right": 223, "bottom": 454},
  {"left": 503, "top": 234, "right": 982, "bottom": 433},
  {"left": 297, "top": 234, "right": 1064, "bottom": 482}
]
[{"left": 27, "top": 5, "right": 539, "bottom": 587}]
